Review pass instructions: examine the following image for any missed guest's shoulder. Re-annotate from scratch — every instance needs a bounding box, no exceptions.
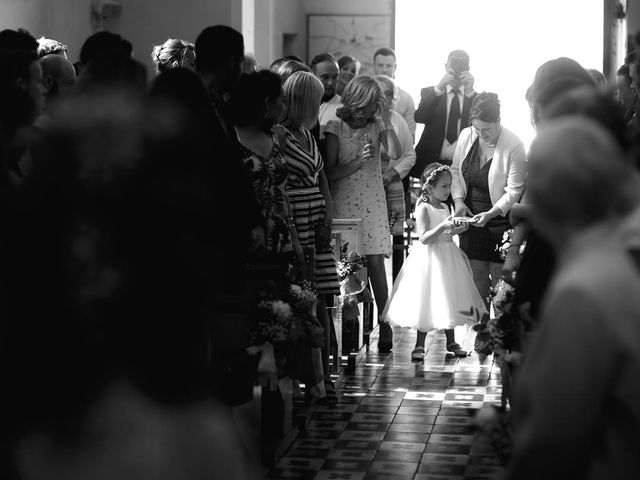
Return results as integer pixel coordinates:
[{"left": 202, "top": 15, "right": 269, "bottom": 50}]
[{"left": 419, "top": 86, "right": 436, "bottom": 97}]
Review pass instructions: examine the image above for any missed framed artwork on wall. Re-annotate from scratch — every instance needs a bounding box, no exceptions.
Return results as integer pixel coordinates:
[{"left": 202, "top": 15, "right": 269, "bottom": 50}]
[{"left": 307, "top": 14, "right": 394, "bottom": 75}]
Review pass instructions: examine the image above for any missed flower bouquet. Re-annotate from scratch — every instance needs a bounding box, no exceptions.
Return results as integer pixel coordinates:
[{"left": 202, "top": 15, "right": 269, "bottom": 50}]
[
  {"left": 336, "top": 243, "right": 367, "bottom": 281},
  {"left": 247, "top": 297, "right": 293, "bottom": 391}
]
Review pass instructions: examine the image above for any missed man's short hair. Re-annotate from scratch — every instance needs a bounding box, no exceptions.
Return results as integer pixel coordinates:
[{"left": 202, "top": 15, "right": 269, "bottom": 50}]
[
  {"left": 373, "top": 47, "right": 396, "bottom": 61},
  {"left": 195, "top": 25, "right": 243, "bottom": 74},
  {"left": 37, "top": 37, "right": 68, "bottom": 58},
  {"left": 309, "top": 52, "right": 337, "bottom": 72},
  {"left": 80, "top": 31, "right": 132, "bottom": 66}
]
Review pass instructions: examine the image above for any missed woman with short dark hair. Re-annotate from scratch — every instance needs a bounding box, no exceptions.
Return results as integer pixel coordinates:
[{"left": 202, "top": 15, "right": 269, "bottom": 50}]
[{"left": 450, "top": 92, "right": 526, "bottom": 339}]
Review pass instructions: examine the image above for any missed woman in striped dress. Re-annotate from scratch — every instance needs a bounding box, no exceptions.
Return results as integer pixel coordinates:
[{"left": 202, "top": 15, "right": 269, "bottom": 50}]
[{"left": 277, "top": 71, "right": 341, "bottom": 401}]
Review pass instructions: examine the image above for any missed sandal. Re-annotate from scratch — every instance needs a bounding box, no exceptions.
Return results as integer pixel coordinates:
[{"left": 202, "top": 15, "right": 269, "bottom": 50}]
[
  {"left": 411, "top": 347, "right": 425, "bottom": 361},
  {"left": 446, "top": 342, "right": 468, "bottom": 357}
]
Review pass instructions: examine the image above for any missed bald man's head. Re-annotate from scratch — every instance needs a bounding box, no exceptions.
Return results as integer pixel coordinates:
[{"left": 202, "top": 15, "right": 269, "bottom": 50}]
[{"left": 40, "top": 54, "right": 76, "bottom": 100}]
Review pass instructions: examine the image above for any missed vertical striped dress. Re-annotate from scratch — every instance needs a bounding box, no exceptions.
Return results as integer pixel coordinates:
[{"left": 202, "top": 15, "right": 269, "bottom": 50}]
[{"left": 280, "top": 126, "right": 341, "bottom": 296}]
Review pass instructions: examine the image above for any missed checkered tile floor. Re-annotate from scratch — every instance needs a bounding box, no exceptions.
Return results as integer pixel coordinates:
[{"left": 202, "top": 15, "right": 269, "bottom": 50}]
[{"left": 265, "top": 326, "right": 503, "bottom": 479}]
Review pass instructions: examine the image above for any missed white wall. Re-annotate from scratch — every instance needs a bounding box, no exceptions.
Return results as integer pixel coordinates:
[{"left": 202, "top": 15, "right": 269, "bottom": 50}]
[
  {"left": 302, "top": 0, "right": 392, "bottom": 15},
  {"left": 0, "top": 0, "right": 48, "bottom": 37},
  {"left": 109, "top": 0, "right": 233, "bottom": 75}
]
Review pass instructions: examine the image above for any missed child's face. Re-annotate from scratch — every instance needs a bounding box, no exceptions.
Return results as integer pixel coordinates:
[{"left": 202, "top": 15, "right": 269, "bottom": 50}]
[{"left": 428, "top": 174, "right": 452, "bottom": 202}]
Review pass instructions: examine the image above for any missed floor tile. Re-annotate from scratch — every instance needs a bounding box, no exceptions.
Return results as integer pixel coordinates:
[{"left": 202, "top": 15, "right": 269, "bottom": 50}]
[
  {"left": 464, "top": 465, "right": 503, "bottom": 477},
  {"left": 434, "top": 416, "right": 474, "bottom": 426},
  {"left": 368, "top": 461, "right": 418, "bottom": 475},
  {"left": 373, "top": 450, "right": 423, "bottom": 463},
  {"left": 413, "top": 475, "right": 464, "bottom": 480},
  {"left": 276, "top": 458, "right": 325, "bottom": 470},
  {"left": 286, "top": 448, "right": 330, "bottom": 459},
  {"left": 421, "top": 453, "right": 468, "bottom": 465},
  {"left": 265, "top": 468, "right": 317, "bottom": 479},
  {"left": 430, "top": 424, "right": 475, "bottom": 435},
  {"left": 332, "top": 440, "right": 380, "bottom": 450},
  {"left": 378, "top": 441, "right": 426, "bottom": 453},
  {"left": 313, "top": 472, "right": 366, "bottom": 480},
  {"left": 350, "top": 413, "right": 395, "bottom": 423},
  {"left": 424, "top": 443, "right": 472, "bottom": 455},
  {"left": 344, "top": 422, "right": 389, "bottom": 432},
  {"left": 338, "top": 431, "right": 386, "bottom": 441},
  {"left": 321, "top": 459, "right": 371, "bottom": 472},
  {"left": 387, "top": 422, "right": 432, "bottom": 433},
  {"left": 383, "top": 431, "right": 429, "bottom": 443},
  {"left": 326, "top": 449, "right": 377, "bottom": 461},
  {"left": 294, "top": 439, "right": 336, "bottom": 449},
  {"left": 428, "top": 434, "right": 475, "bottom": 445},
  {"left": 392, "top": 414, "right": 436, "bottom": 424},
  {"left": 417, "top": 463, "right": 466, "bottom": 476}
]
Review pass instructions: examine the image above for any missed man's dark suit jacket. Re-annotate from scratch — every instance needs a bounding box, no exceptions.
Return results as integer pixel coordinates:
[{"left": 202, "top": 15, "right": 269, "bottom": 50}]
[{"left": 411, "top": 86, "right": 475, "bottom": 178}]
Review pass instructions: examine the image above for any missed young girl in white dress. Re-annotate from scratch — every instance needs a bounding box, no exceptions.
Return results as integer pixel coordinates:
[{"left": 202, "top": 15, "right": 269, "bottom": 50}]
[{"left": 381, "top": 163, "right": 487, "bottom": 360}]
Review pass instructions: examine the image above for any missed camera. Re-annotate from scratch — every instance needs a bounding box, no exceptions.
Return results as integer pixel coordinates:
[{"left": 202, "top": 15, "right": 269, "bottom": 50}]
[{"left": 449, "top": 56, "right": 469, "bottom": 78}]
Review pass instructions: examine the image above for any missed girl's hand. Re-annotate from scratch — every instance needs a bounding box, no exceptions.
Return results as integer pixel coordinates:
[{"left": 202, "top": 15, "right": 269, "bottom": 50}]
[
  {"left": 451, "top": 222, "right": 469, "bottom": 235},
  {"left": 441, "top": 215, "right": 456, "bottom": 230}
]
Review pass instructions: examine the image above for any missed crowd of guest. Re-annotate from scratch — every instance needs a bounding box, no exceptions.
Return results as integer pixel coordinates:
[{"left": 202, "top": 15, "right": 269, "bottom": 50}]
[{"left": 2, "top": 19, "right": 640, "bottom": 480}]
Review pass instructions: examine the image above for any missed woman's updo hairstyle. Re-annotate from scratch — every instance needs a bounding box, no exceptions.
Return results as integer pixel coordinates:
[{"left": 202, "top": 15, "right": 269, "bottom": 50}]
[
  {"left": 470, "top": 92, "right": 501, "bottom": 123},
  {"left": 336, "top": 75, "right": 383, "bottom": 124},
  {"left": 151, "top": 38, "right": 195, "bottom": 73}
]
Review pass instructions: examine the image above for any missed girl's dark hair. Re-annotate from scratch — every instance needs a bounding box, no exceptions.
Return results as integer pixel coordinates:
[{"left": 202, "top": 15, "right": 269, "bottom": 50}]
[
  {"left": 470, "top": 92, "right": 500, "bottom": 123},
  {"left": 229, "top": 70, "right": 282, "bottom": 128},
  {"left": 420, "top": 162, "right": 451, "bottom": 201}
]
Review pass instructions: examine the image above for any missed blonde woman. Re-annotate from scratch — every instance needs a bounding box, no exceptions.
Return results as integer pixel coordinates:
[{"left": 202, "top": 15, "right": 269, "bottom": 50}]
[
  {"left": 324, "top": 76, "right": 401, "bottom": 353},
  {"left": 151, "top": 38, "right": 195, "bottom": 74},
  {"left": 276, "top": 71, "right": 341, "bottom": 400}
]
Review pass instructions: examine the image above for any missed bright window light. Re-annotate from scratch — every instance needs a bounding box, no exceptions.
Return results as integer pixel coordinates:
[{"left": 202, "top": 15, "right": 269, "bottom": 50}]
[{"left": 395, "top": 0, "right": 604, "bottom": 151}]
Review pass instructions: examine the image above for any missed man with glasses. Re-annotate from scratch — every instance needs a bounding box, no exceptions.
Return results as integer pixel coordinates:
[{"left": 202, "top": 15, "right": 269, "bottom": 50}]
[{"left": 412, "top": 50, "right": 476, "bottom": 178}]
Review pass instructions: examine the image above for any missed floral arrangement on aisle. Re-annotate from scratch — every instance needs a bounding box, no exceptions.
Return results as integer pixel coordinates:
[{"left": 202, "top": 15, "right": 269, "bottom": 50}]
[
  {"left": 337, "top": 242, "right": 373, "bottom": 352},
  {"left": 336, "top": 242, "right": 366, "bottom": 281},
  {"left": 287, "top": 279, "right": 323, "bottom": 349},
  {"left": 246, "top": 296, "right": 294, "bottom": 391}
]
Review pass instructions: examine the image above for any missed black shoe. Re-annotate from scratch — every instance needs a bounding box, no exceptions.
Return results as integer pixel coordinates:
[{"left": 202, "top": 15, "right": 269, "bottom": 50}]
[{"left": 378, "top": 342, "right": 392, "bottom": 353}]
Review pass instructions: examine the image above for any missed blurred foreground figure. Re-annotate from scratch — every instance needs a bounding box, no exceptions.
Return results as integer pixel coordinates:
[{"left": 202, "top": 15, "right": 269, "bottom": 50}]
[
  {"left": 504, "top": 117, "right": 640, "bottom": 480},
  {"left": 0, "top": 89, "right": 255, "bottom": 480}
]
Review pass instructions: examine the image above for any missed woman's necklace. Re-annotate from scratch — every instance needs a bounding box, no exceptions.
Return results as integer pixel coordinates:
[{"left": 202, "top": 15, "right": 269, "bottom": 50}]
[{"left": 487, "top": 127, "right": 502, "bottom": 148}]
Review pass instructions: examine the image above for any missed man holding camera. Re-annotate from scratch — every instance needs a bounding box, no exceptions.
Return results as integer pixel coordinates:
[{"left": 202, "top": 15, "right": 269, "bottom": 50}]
[{"left": 411, "top": 50, "right": 476, "bottom": 177}]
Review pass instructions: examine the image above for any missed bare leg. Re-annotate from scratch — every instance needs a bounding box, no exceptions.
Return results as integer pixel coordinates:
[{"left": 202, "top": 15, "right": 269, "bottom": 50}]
[{"left": 367, "top": 254, "right": 392, "bottom": 351}]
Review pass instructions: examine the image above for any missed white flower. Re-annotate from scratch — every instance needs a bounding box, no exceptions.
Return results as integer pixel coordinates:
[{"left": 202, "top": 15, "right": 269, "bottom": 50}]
[
  {"left": 271, "top": 300, "right": 292, "bottom": 321},
  {"left": 290, "top": 284, "right": 302, "bottom": 296}
]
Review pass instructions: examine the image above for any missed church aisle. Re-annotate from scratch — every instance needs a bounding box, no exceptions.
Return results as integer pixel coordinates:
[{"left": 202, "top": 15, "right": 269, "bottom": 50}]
[{"left": 266, "top": 326, "right": 504, "bottom": 479}]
